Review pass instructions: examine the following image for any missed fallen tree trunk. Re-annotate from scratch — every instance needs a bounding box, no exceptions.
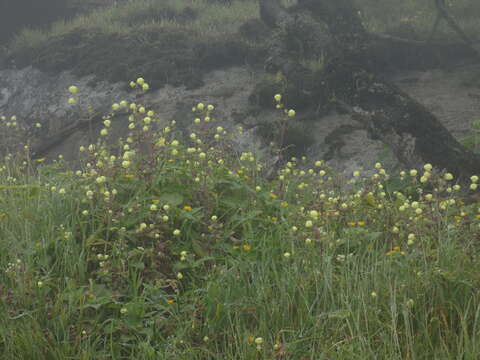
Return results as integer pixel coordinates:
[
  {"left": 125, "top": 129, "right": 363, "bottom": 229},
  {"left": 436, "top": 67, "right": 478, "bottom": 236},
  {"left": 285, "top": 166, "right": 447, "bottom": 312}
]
[{"left": 259, "top": 0, "right": 480, "bottom": 180}]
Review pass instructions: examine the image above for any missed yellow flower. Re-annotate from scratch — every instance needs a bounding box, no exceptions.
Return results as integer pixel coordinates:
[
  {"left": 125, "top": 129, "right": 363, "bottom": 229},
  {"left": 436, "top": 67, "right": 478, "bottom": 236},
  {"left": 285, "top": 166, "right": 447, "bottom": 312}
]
[
  {"left": 183, "top": 205, "right": 193, "bottom": 211},
  {"left": 357, "top": 221, "right": 366, "bottom": 227},
  {"left": 166, "top": 298, "right": 175, "bottom": 304},
  {"left": 271, "top": 217, "right": 278, "bottom": 222},
  {"left": 35, "top": 158, "right": 46, "bottom": 163},
  {"left": 242, "top": 244, "right": 252, "bottom": 251},
  {"left": 270, "top": 193, "right": 277, "bottom": 199},
  {"left": 423, "top": 163, "right": 432, "bottom": 171},
  {"left": 444, "top": 173, "right": 454, "bottom": 181},
  {"left": 280, "top": 201, "right": 289, "bottom": 207},
  {"left": 68, "top": 85, "right": 78, "bottom": 94}
]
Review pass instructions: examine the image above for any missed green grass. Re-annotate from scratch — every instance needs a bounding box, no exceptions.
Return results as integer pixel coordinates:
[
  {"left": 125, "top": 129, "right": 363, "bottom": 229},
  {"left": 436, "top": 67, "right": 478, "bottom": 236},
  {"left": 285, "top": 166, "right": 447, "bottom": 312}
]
[
  {"left": 357, "top": 0, "right": 480, "bottom": 40},
  {"left": 1, "top": 83, "right": 480, "bottom": 358},
  {"left": 8, "top": 0, "right": 480, "bottom": 56},
  {"left": 8, "top": 0, "right": 259, "bottom": 55}
]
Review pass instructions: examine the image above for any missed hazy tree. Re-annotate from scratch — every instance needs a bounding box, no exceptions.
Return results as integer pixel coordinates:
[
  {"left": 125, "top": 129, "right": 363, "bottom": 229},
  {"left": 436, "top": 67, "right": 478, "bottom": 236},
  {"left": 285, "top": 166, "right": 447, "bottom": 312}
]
[{"left": 258, "top": 0, "right": 480, "bottom": 180}]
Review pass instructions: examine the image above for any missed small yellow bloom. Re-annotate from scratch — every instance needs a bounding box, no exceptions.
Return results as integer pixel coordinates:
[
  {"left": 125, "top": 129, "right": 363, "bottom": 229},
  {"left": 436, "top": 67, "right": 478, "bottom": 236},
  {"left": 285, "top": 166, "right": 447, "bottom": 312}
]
[
  {"left": 270, "top": 193, "right": 277, "bottom": 199},
  {"left": 242, "top": 244, "right": 252, "bottom": 251},
  {"left": 183, "top": 205, "right": 193, "bottom": 211},
  {"left": 166, "top": 298, "right": 175, "bottom": 304},
  {"left": 35, "top": 158, "right": 46, "bottom": 163}
]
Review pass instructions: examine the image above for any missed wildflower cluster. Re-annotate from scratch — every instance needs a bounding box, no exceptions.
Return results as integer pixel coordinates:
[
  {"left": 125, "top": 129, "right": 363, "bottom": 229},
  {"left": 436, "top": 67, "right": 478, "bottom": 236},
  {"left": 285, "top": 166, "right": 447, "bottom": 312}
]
[{"left": 0, "top": 84, "right": 479, "bottom": 358}]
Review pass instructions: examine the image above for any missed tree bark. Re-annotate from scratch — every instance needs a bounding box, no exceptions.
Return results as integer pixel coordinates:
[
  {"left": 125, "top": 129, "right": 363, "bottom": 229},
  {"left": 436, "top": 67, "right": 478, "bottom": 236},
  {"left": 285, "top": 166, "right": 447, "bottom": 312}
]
[{"left": 259, "top": 0, "right": 480, "bottom": 180}]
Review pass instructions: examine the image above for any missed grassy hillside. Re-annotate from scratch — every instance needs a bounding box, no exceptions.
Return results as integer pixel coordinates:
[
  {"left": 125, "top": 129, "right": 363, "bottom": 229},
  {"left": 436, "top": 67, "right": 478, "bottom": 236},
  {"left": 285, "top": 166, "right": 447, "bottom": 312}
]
[
  {"left": 1, "top": 84, "right": 480, "bottom": 358},
  {"left": 3, "top": 0, "right": 479, "bottom": 89}
]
